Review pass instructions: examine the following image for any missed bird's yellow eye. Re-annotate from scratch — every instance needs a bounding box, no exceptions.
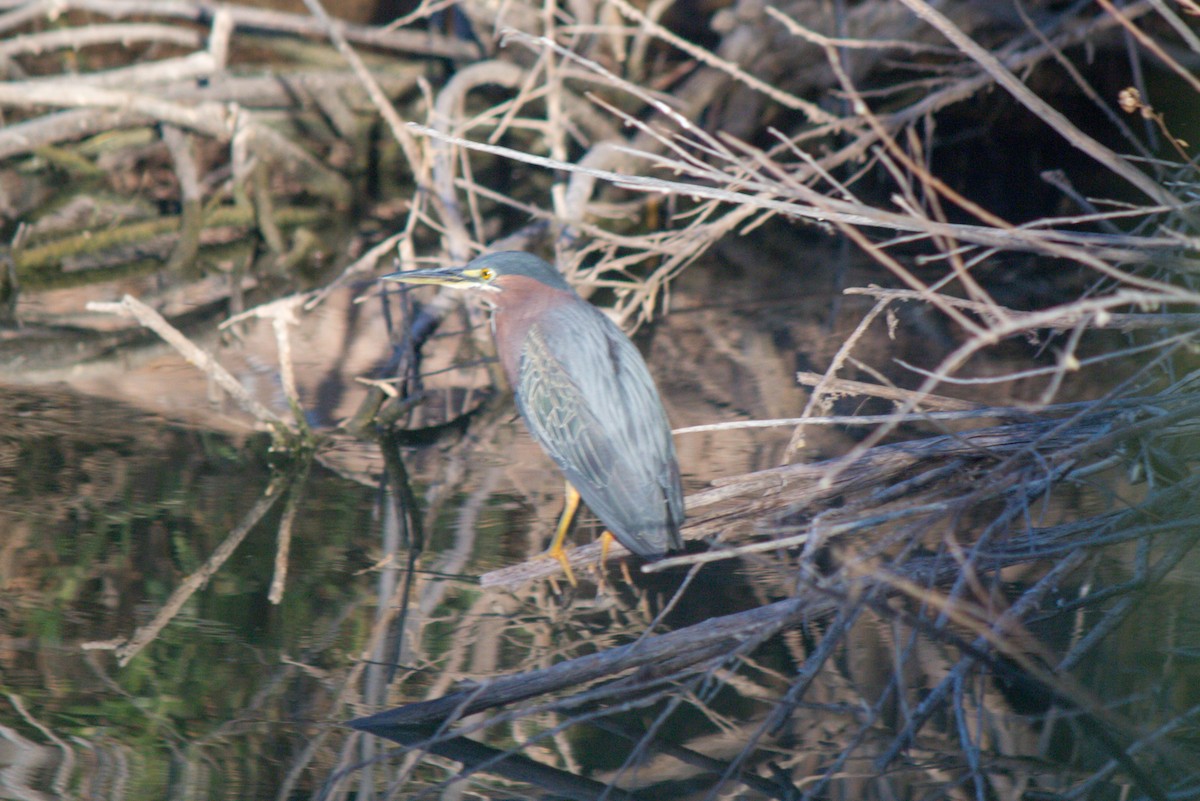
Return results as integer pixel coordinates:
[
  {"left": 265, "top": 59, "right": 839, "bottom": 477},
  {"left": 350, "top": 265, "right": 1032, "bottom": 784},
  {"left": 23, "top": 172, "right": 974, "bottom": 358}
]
[{"left": 479, "top": 267, "right": 495, "bottom": 281}]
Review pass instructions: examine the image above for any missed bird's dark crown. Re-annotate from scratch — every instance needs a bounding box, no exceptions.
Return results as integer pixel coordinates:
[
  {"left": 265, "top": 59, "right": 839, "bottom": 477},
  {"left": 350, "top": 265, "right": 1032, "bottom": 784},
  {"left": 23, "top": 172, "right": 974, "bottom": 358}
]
[{"left": 468, "top": 251, "right": 573, "bottom": 292}]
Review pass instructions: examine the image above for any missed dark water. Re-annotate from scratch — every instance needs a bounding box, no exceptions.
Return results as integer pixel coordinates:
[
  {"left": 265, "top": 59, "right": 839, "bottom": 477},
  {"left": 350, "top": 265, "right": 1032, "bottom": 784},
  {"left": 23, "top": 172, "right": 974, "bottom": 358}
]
[{"left": 3, "top": 236, "right": 1199, "bottom": 800}]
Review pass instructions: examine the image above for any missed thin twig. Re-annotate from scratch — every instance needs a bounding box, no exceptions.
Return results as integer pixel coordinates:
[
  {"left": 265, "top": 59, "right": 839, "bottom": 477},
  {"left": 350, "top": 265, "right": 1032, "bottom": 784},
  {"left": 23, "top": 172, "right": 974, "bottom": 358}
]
[{"left": 87, "top": 295, "right": 288, "bottom": 429}]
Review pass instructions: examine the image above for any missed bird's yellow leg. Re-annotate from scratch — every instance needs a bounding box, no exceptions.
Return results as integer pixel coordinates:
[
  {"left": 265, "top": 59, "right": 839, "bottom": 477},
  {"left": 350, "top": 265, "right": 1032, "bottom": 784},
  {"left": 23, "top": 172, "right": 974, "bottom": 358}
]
[
  {"left": 619, "top": 558, "right": 635, "bottom": 586},
  {"left": 591, "top": 530, "right": 616, "bottom": 589},
  {"left": 598, "top": 531, "right": 634, "bottom": 585},
  {"left": 544, "top": 481, "right": 580, "bottom": 587}
]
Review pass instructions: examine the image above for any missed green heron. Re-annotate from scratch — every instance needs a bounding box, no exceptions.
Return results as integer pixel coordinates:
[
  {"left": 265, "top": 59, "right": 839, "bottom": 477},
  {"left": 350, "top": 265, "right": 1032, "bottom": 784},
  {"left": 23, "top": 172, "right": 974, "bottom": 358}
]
[{"left": 384, "top": 251, "right": 684, "bottom": 582}]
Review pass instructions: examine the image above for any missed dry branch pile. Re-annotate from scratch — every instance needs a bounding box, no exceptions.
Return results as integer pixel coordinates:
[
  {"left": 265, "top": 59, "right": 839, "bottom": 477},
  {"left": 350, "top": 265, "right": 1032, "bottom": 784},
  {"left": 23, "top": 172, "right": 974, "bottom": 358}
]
[
  {"left": 336, "top": 0, "right": 1198, "bottom": 798},
  {"left": 3, "top": 0, "right": 1200, "bottom": 799}
]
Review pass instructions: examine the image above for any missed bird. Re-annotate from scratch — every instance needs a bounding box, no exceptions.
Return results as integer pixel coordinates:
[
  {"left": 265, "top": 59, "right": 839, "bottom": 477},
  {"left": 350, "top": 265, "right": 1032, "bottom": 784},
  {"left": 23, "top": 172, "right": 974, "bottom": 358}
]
[{"left": 384, "top": 251, "right": 684, "bottom": 583}]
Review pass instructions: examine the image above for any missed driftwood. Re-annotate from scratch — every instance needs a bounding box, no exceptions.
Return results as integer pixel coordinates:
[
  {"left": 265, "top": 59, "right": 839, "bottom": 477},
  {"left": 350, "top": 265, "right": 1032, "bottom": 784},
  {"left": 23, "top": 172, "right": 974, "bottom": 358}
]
[
  {"left": 480, "top": 398, "right": 1136, "bottom": 586},
  {"left": 352, "top": 597, "right": 813, "bottom": 729},
  {"left": 355, "top": 456, "right": 1194, "bottom": 801}
]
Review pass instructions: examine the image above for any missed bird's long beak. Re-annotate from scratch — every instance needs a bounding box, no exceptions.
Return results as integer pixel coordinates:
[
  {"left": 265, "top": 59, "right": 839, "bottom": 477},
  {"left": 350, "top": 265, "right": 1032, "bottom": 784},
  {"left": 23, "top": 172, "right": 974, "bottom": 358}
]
[{"left": 381, "top": 265, "right": 493, "bottom": 290}]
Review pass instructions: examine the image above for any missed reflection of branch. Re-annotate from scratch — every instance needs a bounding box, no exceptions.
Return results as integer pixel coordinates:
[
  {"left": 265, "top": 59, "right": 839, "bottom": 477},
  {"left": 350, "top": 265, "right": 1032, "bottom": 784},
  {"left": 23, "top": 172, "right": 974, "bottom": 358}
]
[
  {"left": 268, "top": 461, "right": 311, "bottom": 605},
  {"left": 83, "top": 482, "right": 285, "bottom": 666},
  {"left": 4, "top": 692, "right": 75, "bottom": 797},
  {"left": 349, "top": 724, "right": 642, "bottom": 801},
  {"left": 319, "top": 402, "right": 518, "bottom": 794}
]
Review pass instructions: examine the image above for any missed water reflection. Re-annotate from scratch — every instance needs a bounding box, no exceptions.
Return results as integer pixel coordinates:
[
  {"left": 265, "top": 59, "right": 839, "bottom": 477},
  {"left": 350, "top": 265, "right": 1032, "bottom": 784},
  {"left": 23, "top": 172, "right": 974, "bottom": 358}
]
[{"left": 0, "top": 387, "right": 378, "bottom": 798}]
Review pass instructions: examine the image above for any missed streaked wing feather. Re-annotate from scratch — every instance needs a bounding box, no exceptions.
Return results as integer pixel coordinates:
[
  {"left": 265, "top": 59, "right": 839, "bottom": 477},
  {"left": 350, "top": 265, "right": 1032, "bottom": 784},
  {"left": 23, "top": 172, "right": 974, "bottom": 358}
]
[{"left": 516, "top": 303, "right": 682, "bottom": 556}]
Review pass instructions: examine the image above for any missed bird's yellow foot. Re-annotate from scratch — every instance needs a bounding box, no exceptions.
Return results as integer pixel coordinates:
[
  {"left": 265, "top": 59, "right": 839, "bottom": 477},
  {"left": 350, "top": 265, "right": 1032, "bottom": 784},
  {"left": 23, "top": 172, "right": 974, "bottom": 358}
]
[
  {"left": 541, "top": 481, "right": 581, "bottom": 587},
  {"left": 542, "top": 540, "right": 577, "bottom": 587}
]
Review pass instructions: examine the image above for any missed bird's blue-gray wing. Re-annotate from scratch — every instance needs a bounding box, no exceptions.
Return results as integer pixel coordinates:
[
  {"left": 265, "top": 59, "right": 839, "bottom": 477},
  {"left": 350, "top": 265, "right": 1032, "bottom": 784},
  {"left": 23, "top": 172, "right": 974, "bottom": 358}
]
[{"left": 515, "top": 302, "right": 683, "bottom": 557}]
